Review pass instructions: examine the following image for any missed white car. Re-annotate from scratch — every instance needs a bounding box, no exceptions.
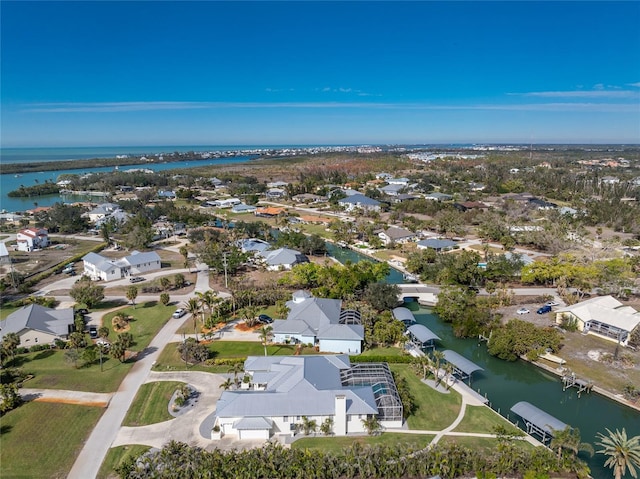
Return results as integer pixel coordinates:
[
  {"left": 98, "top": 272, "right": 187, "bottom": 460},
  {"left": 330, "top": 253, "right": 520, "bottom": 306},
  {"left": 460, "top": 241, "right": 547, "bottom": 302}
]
[
  {"left": 172, "top": 308, "right": 186, "bottom": 319},
  {"left": 517, "top": 308, "right": 530, "bottom": 315},
  {"left": 546, "top": 301, "right": 560, "bottom": 307}
]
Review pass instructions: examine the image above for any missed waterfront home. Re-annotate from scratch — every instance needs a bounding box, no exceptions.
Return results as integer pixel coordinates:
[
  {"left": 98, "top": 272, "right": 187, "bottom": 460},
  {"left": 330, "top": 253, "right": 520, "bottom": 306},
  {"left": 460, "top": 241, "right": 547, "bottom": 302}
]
[
  {"left": 554, "top": 295, "right": 640, "bottom": 346},
  {"left": 0, "top": 304, "right": 74, "bottom": 345},
  {"left": 16, "top": 227, "right": 49, "bottom": 252},
  {"left": 238, "top": 238, "right": 271, "bottom": 255},
  {"left": 82, "top": 250, "right": 161, "bottom": 281},
  {"left": 258, "top": 248, "right": 309, "bottom": 271},
  {"left": 338, "top": 194, "right": 381, "bottom": 213},
  {"left": 85, "top": 202, "right": 120, "bottom": 223},
  {"left": 416, "top": 238, "right": 457, "bottom": 252},
  {"left": 0, "top": 242, "right": 9, "bottom": 263},
  {"left": 424, "top": 192, "right": 453, "bottom": 202},
  {"left": 271, "top": 291, "right": 364, "bottom": 354},
  {"left": 214, "top": 355, "right": 402, "bottom": 440},
  {"left": 378, "top": 227, "right": 416, "bottom": 245}
]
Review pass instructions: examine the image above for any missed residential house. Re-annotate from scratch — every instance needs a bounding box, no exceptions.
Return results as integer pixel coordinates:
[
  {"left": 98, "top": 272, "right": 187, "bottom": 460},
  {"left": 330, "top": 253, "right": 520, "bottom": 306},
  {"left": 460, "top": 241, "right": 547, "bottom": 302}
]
[
  {"left": 265, "top": 188, "right": 287, "bottom": 199},
  {"left": 416, "top": 238, "right": 457, "bottom": 252},
  {"left": 255, "top": 206, "right": 285, "bottom": 217},
  {"left": 601, "top": 176, "right": 620, "bottom": 185},
  {"left": 271, "top": 291, "right": 364, "bottom": 354},
  {"left": 338, "top": 194, "right": 381, "bottom": 213},
  {"left": 424, "top": 192, "right": 453, "bottom": 202},
  {"left": 82, "top": 250, "right": 161, "bottom": 281},
  {"left": 0, "top": 304, "right": 74, "bottom": 345},
  {"left": 231, "top": 203, "right": 258, "bottom": 214},
  {"left": 292, "top": 193, "right": 325, "bottom": 204},
  {"left": 0, "top": 242, "right": 9, "bottom": 264},
  {"left": 453, "top": 201, "right": 489, "bottom": 212},
  {"left": 267, "top": 181, "right": 289, "bottom": 188},
  {"left": 378, "top": 227, "right": 416, "bottom": 245},
  {"left": 468, "top": 182, "right": 486, "bottom": 192},
  {"left": 379, "top": 184, "right": 406, "bottom": 197},
  {"left": 85, "top": 203, "right": 120, "bottom": 223},
  {"left": 158, "top": 190, "right": 177, "bottom": 199},
  {"left": 16, "top": 228, "right": 49, "bottom": 252},
  {"left": 211, "top": 198, "right": 241, "bottom": 209},
  {"left": 554, "top": 296, "right": 640, "bottom": 346},
  {"left": 258, "top": 248, "right": 309, "bottom": 271},
  {"left": 238, "top": 238, "right": 271, "bottom": 255},
  {"left": 214, "top": 355, "right": 403, "bottom": 440},
  {"left": 387, "top": 177, "right": 410, "bottom": 186}
]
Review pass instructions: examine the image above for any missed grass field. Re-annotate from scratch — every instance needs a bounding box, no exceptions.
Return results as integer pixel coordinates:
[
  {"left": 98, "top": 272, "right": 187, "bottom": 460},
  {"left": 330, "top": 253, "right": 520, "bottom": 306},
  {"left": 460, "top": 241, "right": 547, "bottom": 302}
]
[
  {"left": 122, "top": 381, "right": 184, "bottom": 427},
  {"left": 0, "top": 304, "right": 20, "bottom": 320},
  {"left": 97, "top": 445, "right": 150, "bottom": 479},
  {"left": 390, "top": 364, "right": 462, "bottom": 430},
  {"left": 452, "top": 405, "right": 522, "bottom": 434},
  {"left": 0, "top": 401, "right": 104, "bottom": 479},
  {"left": 102, "top": 301, "right": 174, "bottom": 352},
  {"left": 6, "top": 349, "right": 132, "bottom": 392},
  {"left": 440, "top": 435, "right": 536, "bottom": 453},
  {"left": 292, "top": 432, "right": 435, "bottom": 453}
]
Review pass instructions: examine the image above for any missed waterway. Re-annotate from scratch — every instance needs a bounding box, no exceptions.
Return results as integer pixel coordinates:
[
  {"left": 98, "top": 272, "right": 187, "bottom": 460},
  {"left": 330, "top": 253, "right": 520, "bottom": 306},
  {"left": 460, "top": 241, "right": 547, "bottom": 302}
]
[
  {"left": 0, "top": 155, "right": 256, "bottom": 212},
  {"left": 326, "top": 244, "right": 640, "bottom": 477}
]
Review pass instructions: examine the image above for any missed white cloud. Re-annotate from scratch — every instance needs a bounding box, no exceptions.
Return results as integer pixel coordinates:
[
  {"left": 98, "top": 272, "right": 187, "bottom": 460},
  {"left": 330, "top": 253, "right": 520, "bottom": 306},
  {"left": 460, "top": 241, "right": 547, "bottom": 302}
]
[
  {"left": 628, "top": 82, "right": 640, "bottom": 88},
  {"left": 511, "top": 90, "right": 639, "bottom": 99},
  {"left": 21, "top": 100, "right": 638, "bottom": 114}
]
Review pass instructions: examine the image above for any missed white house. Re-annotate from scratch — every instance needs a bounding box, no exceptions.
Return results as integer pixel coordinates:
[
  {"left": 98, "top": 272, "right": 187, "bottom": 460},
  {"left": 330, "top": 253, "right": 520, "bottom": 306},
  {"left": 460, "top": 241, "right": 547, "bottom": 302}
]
[
  {"left": 214, "top": 355, "right": 403, "bottom": 440},
  {"left": 16, "top": 228, "right": 49, "bottom": 252},
  {"left": 378, "top": 227, "right": 416, "bottom": 245},
  {"left": 82, "top": 250, "right": 161, "bottom": 281},
  {"left": 338, "top": 194, "right": 381, "bottom": 213},
  {"left": 258, "top": 248, "right": 309, "bottom": 271},
  {"left": 555, "top": 296, "right": 640, "bottom": 346},
  {"left": 272, "top": 291, "right": 364, "bottom": 354},
  {"left": 0, "top": 304, "right": 74, "bottom": 345}
]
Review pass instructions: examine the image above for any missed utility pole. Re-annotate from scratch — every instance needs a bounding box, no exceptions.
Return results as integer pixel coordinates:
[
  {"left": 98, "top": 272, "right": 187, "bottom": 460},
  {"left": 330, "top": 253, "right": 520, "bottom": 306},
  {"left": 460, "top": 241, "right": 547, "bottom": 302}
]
[{"left": 222, "top": 252, "right": 228, "bottom": 289}]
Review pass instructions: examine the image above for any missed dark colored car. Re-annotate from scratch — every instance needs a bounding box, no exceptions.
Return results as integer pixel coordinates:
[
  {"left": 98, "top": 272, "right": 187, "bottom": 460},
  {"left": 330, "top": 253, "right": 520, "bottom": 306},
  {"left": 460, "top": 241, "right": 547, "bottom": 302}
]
[
  {"left": 76, "top": 308, "right": 89, "bottom": 316},
  {"left": 89, "top": 326, "right": 98, "bottom": 338},
  {"left": 537, "top": 305, "right": 552, "bottom": 314},
  {"left": 257, "top": 314, "right": 273, "bottom": 324}
]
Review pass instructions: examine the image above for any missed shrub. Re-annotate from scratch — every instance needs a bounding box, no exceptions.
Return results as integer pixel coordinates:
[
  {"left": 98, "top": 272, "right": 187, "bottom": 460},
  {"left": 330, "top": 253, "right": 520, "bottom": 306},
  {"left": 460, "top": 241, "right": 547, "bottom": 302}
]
[
  {"left": 28, "top": 344, "right": 50, "bottom": 353},
  {"left": 349, "top": 355, "right": 413, "bottom": 364}
]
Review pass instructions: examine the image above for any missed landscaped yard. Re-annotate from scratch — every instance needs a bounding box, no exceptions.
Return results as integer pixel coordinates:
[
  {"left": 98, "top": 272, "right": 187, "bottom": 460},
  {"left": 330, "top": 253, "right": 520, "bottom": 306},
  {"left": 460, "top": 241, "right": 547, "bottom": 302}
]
[
  {"left": 440, "top": 435, "right": 536, "bottom": 453},
  {"left": 6, "top": 349, "right": 133, "bottom": 392},
  {"left": 122, "top": 381, "right": 185, "bottom": 427},
  {"left": 292, "top": 432, "right": 435, "bottom": 453},
  {"left": 1, "top": 401, "right": 104, "bottom": 479},
  {"left": 102, "top": 301, "right": 174, "bottom": 352},
  {"left": 453, "top": 404, "right": 522, "bottom": 434},
  {"left": 390, "top": 364, "right": 462, "bottom": 430}
]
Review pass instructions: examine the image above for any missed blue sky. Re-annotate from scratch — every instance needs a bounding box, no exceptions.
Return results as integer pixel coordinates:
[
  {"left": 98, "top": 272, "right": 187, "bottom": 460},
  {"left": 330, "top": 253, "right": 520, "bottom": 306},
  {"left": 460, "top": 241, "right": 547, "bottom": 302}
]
[{"left": 1, "top": 1, "right": 639, "bottom": 147}]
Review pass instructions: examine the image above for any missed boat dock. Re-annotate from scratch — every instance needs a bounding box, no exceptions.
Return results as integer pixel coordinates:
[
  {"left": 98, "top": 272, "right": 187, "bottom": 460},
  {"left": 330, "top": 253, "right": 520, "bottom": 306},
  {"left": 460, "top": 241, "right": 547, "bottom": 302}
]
[{"left": 561, "top": 371, "right": 593, "bottom": 397}]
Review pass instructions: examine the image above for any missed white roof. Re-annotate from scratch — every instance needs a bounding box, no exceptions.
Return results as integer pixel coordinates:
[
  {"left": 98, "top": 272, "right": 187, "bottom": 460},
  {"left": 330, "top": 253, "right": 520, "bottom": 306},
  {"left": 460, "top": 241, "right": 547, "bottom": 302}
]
[
  {"left": 556, "top": 295, "right": 640, "bottom": 333},
  {"left": 0, "top": 242, "right": 8, "bottom": 257}
]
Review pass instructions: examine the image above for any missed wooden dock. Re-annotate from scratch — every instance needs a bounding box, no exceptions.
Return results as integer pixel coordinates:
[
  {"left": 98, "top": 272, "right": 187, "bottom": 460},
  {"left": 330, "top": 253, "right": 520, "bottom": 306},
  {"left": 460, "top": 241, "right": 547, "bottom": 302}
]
[{"left": 561, "top": 371, "right": 593, "bottom": 397}]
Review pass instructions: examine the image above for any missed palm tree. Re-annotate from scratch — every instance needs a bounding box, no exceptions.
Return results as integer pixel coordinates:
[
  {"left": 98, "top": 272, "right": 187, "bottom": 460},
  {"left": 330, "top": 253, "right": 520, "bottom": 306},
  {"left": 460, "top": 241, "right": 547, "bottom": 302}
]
[
  {"left": 361, "top": 415, "right": 382, "bottom": 436},
  {"left": 228, "top": 362, "right": 244, "bottom": 387},
  {"left": 219, "top": 378, "right": 233, "bottom": 390},
  {"left": 550, "top": 426, "right": 594, "bottom": 462},
  {"left": 125, "top": 285, "right": 138, "bottom": 308},
  {"left": 596, "top": 428, "right": 640, "bottom": 479},
  {"left": 431, "top": 350, "right": 445, "bottom": 386},
  {"left": 2, "top": 332, "right": 21, "bottom": 364},
  {"left": 258, "top": 325, "right": 273, "bottom": 356},
  {"left": 184, "top": 297, "right": 201, "bottom": 340}
]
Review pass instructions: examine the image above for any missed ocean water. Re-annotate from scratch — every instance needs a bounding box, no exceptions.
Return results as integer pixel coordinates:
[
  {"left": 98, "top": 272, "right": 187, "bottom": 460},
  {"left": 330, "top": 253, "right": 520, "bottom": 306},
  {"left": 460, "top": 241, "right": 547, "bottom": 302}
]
[{"left": 0, "top": 145, "right": 335, "bottom": 164}]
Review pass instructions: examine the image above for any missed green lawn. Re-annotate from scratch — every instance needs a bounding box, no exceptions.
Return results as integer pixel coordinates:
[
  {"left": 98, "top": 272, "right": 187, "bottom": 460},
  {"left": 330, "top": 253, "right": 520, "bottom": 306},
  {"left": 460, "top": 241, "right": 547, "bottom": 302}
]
[
  {"left": 453, "top": 405, "right": 522, "bottom": 434},
  {"left": 0, "top": 305, "right": 20, "bottom": 320},
  {"left": 390, "top": 364, "right": 462, "bottom": 431},
  {"left": 360, "top": 346, "right": 405, "bottom": 357},
  {"left": 97, "top": 445, "right": 151, "bottom": 479},
  {"left": 122, "top": 381, "right": 184, "bottom": 427},
  {"left": 292, "top": 432, "right": 435, "bottom": 453},
  {"left": 6, "top": 349, "right": 132, "bottom": 392},
  {"left": 152, "top": 340, "right": 318, "bottom": 372},
  {"left": 0, "top": 401, "right": 104, "bottom": 479},
  {"left": 102, "top": 301, "right": 174, "bottom": 352}
]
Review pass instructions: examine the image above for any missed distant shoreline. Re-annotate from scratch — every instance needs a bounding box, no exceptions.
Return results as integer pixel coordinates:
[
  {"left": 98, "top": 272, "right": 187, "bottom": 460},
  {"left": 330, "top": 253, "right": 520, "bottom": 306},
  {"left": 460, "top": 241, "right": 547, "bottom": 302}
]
[{"left": 0, "top": 154, "right": 259, "bottom": 175}]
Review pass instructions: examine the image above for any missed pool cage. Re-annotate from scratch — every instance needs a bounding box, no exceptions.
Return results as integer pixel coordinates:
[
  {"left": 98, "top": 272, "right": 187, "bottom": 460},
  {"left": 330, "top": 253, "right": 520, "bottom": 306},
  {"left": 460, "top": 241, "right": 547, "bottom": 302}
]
[
  {"left": 340, "top": 363, "right": 403, "bottom": 422},
  {"left": 339, "top": 309, "right": 362, "bottom": 325}
]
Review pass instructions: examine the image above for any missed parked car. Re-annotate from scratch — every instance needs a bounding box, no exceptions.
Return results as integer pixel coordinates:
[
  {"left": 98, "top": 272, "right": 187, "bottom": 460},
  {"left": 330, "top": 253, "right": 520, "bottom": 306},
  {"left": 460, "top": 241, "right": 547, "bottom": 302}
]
[
  {"left": 75, "top": 308, "right": 89, "bottom": 316},
  {"left": 129, "top": 277, "right": 145, "bottom": 283},
  {"left": 62, "top": 266, "right": 74, "bottom": 274},
  {"left": 546, "top": 301, "right": 559, "bottom": 307},
  {"left": 89, "top": 326, "right": 98, "bottom": 339},
  {"left": 537, "top": 305, "right": 552, "bottom": 314},
  {"left": 257, "top": 314, "right": 273, "bottom": 324},
  {"left": 172, "top": 308, "right": 186, "bottom": 319},
  {"left": 516, "top": 308, "right": 530, "bottom": 315}
]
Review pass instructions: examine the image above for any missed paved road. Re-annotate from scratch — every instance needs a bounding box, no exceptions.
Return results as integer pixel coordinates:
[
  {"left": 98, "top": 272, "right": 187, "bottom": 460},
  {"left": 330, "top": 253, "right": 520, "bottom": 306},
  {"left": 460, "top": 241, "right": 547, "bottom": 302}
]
[{"left": 66, "top": 263, "right": 211, "bottom": 479}]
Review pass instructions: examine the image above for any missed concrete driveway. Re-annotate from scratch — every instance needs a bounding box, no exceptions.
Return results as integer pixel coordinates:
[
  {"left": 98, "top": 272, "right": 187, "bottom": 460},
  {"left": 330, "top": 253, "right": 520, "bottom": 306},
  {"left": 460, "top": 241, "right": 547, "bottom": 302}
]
[{"left": 112, "top": 370, "right": 225, "bottom": 449}]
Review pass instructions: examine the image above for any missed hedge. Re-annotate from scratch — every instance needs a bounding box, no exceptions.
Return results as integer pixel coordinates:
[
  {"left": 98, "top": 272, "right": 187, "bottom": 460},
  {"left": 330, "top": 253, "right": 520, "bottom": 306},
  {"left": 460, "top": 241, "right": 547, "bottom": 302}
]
[
  {"left": 204, "top": 357, "right": 246, "bottom": 366},
  {"left": 349, "top": 355, "right": 414, "bottom": 364}
]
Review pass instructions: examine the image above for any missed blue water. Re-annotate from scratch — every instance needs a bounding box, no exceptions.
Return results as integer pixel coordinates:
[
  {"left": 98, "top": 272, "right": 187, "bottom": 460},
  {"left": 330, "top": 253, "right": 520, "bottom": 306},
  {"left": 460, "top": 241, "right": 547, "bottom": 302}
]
[
  {"left": 0, "top": 155, "right": 256, "bottom": 212},
  {"left": 327, "top": 245, "right": 640, "bottom": 477}
]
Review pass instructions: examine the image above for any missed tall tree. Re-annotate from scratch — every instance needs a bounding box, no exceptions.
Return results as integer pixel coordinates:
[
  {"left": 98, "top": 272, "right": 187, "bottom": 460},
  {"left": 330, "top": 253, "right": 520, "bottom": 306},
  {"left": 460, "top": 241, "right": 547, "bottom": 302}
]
[
  {"left": 125, "top": 285, "right": 138, "bottom": 308},
  {"left": 70, "top": 278, "right": 105, "bottom": 309},
  {"left": 258, "top": 325, "right": 273, "bottom": 356},
  {"left": 2, "top": 333, "right": 21, "bottom": 364},
  {"left": 184, "top": 298, "right": 201, "bottom": 340},
  {"left": 596, "top": 428, "right": 640, "bottom": 479}
]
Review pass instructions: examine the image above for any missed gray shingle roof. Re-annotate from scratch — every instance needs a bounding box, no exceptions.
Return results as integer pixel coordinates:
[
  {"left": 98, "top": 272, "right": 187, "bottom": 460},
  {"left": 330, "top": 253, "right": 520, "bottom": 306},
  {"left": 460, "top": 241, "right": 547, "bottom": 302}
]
[
  {"left": 0, "top": 304, "right": 74, "bottom": 339},
  {"left": 338, "top": 194, "right": 381, "bottom": 206}
]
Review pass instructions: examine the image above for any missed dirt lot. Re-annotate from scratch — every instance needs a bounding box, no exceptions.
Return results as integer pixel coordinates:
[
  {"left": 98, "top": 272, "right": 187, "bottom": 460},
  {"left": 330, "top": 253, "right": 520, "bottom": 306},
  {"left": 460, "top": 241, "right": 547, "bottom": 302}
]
[{"left": 497, "top": 298, "right": 640, "bottom": 398}]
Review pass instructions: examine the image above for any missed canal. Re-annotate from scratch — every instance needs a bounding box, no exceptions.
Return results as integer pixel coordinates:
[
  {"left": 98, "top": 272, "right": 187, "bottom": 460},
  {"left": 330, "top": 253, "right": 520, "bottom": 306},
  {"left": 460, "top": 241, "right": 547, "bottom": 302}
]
[{"left": 326, "top": 243, "right": 640, "bottom": 477}]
